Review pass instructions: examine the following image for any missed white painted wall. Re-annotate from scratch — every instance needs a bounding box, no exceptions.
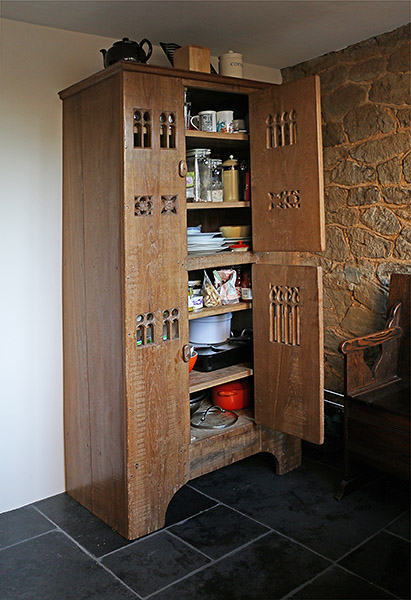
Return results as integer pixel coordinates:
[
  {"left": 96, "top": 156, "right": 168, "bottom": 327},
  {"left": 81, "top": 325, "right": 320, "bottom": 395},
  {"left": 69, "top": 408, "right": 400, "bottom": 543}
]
[{"left": 0, "top": 17, "right": 281, "bottom": 513}]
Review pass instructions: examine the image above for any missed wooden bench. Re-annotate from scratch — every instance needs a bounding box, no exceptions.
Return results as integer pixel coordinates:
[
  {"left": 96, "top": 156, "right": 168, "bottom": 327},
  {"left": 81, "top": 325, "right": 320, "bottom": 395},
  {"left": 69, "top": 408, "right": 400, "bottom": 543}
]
[{"left": 336, "top": 273, "right": 410, "bottom": 499}]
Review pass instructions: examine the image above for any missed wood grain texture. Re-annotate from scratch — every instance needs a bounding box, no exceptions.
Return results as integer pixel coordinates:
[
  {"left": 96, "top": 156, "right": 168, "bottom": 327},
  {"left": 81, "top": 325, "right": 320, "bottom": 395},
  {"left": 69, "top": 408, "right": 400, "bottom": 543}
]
[
  {"left": 249, "top": 75, "right": 325, "bottom": 252},
  {"left": 189, "top": 417, "right": 301, "bottom": 480},
  {"left": 122, "top": 72, "right": 190, "bottom": 539},
  {"left": 62, "top": 73, "right": 128, "bottom": 534},
  {"left": 62, "top": 94, "right": 92, "bottom": 509},
  {"left": 189, "top": 364, "right": 253, "bottom": 393},
  {"left": 252, "top": 264, "right": 324, "bottom": 444}
]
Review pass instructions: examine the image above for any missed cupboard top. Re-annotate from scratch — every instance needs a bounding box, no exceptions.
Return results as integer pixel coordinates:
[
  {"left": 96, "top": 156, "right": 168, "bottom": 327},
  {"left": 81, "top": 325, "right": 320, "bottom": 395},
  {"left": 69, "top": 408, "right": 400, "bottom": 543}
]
[{"left": 58, "top": 60, "right": 272, "bottom": 99}]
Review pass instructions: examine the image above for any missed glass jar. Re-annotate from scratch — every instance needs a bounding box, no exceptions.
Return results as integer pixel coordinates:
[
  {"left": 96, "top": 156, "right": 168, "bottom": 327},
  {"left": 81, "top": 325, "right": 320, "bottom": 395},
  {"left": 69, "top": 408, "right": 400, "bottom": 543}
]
[
  {"left": 222, "top": 155, "right": 239, "bottom": 202},
  {"left": 211, "top": 159, "right": 223, "bottom": 202},
  {"left": 186, "top": 149, "right": 212, "bottom": 202}
]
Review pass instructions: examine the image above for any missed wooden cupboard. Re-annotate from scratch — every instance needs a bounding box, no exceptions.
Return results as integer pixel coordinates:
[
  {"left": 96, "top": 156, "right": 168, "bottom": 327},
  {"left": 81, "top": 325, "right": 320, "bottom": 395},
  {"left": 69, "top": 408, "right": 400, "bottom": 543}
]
[{"left": 59, "top": 62, "right": 325, "bottom": 540}]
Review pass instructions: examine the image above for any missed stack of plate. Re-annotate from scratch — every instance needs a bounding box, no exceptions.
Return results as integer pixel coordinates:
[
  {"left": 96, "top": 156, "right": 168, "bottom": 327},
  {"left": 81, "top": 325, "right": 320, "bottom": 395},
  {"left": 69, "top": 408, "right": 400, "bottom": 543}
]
[{"left": 187, "top": 231, "right": 229, "bottom": 254}]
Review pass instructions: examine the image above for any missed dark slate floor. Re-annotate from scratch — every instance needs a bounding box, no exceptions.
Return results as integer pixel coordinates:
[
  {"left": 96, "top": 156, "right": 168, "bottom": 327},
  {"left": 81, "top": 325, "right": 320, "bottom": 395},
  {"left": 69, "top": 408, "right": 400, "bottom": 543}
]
[{"left": 0, "top": 450, "right": 409, "bottom": 600}]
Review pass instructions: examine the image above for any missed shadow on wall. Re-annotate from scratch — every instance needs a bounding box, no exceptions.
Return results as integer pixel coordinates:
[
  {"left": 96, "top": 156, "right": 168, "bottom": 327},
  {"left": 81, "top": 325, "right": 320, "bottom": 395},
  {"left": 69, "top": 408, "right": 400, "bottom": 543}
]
[{"left": 281, "top": 23, "right": 411, "bottom": 393}]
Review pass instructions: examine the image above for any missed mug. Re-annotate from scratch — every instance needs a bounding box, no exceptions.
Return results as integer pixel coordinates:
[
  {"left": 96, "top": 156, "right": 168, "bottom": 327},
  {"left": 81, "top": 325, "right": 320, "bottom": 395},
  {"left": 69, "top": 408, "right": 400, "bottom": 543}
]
[
  {"left": 217, "top": 110, "right": 234, "bottom": 133},
  {"left": 190, "top": 110, "right": 217, "bottom": 132}
]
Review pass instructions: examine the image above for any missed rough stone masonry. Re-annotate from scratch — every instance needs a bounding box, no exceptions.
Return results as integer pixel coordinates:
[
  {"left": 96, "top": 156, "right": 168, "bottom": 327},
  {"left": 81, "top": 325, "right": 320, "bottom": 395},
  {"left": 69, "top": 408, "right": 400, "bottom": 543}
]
[{"left": 281, "top": 23, "right": 410, "bottom": 392}]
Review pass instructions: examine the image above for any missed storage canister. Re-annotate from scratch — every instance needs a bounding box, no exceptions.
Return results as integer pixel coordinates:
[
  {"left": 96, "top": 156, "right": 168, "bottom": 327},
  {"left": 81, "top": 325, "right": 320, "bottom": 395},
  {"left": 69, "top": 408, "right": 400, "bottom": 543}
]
[
  {"left": 186, "top": 149, "right": 212, "bottom": 202},
  {"left": 189, "top": 313, "right": 232, "bottom": 346},
  {"left": 219, "top": 51, "right": 243, "bottom": 78},
  {"left": 222, "top": 155, "right": 239, "bottom": 202}
]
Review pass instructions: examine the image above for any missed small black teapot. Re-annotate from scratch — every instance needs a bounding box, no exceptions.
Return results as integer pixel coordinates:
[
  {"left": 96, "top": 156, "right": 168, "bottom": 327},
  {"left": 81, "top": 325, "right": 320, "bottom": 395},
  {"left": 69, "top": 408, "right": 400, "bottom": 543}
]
[{"left": 100, "top": 37, "right": 153, "bottom": 68}]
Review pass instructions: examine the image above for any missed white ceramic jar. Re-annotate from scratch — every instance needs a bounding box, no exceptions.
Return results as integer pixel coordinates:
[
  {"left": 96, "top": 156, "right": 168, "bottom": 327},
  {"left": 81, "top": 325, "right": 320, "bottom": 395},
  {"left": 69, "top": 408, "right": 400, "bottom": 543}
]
[{"left": 218, "top": 51, "right": 243, "bottom": 78}]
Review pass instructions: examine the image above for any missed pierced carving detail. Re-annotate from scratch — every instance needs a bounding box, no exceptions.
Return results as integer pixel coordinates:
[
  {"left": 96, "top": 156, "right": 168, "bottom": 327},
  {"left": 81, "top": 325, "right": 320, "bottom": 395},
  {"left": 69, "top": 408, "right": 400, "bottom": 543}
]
[
  {"left": 134, "top": 196, "right": 153, "bottom": 216},
  {"left": 136, "top": 313, "right": 155, "bottom": 347},
  {"left": 161, "top": 195, "right": 178, "bottom": 215},
  {"left": 159, "top": 112, "right": 176, "bottom": 149},
  {"left": 266, "top": 110, "right": 297, "bottom": 148},
  {"left": 134, "top": 109, "right": 152, "bottom": 148},
  {"left": 270, "top": 285, "right": 300, "bottom": 346},
  {"left": 162, "top": 308, "right": 180, "bottom": 341},
  {"left": 269, "top": 190, "right": 300, "bottom": 210}
]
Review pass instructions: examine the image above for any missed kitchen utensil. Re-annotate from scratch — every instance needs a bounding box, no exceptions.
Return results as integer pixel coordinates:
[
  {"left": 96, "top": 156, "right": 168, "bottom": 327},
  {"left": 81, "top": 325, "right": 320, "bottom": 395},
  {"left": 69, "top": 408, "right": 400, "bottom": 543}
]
[
  {"left": 100, "top": 37, "right": 152, "bottom": 68},
  {"left": 189, "top": 313, "right": 232, "bottom": 346},
  {"left": 212, "top": 379, "right": 252, "bottom": 410},
  {"left": 189, "top": 390, "right": 207, "bottom": 416}
]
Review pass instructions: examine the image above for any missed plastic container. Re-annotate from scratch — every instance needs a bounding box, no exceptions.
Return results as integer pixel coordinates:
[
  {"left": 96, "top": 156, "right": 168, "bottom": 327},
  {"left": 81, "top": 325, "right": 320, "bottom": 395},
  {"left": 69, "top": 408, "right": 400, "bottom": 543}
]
[
  {"left": 212, "top": 379, "right": 252, "bottom": 410},
  {"left": 189, "top": 313, "right": 232, "bottom": 346}
]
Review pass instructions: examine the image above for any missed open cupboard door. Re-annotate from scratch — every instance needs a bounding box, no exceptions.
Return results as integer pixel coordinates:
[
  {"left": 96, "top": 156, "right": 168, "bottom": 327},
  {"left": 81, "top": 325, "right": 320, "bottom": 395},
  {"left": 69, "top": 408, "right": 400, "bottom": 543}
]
[
  {"left": 249, "top": 75, "right": 325, "bottom": 252},
  {"left": 252, "top": 265, "right": 324, "bottom": 444}
]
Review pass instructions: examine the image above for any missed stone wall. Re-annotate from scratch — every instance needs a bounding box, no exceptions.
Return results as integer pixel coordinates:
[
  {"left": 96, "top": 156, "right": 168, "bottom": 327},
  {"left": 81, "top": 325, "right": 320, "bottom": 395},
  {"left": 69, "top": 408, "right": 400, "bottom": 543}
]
[{"left": 282, "top": 24, "right": 411, "bottom": 393}]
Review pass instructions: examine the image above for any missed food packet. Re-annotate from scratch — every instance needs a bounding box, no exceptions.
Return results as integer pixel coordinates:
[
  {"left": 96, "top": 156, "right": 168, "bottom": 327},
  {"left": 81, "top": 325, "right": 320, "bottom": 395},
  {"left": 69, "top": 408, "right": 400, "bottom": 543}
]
[
  {"left": 213, "top": 269, "right": 240, "bottom": 305},
  {"left": 202, "top": 270, "right": 221, "bottom": 307}
]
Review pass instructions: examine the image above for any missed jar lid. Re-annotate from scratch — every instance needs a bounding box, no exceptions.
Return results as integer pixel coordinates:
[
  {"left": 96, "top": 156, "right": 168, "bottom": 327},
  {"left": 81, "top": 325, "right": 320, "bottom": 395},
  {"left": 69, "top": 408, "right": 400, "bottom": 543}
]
[
  {"left": 222, "top": 155, "right": 238, "bottom": 167},
  {"left": 186, "top": 148, "right": 212, "bottom": 157}
]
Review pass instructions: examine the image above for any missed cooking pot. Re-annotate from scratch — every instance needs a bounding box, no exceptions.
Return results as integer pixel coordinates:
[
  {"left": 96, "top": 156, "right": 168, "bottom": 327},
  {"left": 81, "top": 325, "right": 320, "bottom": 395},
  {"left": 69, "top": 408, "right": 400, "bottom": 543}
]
[
  {"left": 212, "top": 379, "right": 252, "bottom": 410},
  {"left": 100, "top": 37, "right": 153, "bottom": 68}
]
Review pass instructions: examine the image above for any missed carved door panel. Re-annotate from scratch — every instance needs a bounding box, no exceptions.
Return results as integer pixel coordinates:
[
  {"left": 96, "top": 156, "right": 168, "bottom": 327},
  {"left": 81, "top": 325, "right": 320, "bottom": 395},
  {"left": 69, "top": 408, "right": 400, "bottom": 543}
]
[
  {"left": 253, "top": 264, "right": 324, "bottom": 444},
  {"left": 249, "top": 75, "right": 325, "bottom": 252},
  {"left": 122, "top": 73, "right": 189, "bottom": 536}
]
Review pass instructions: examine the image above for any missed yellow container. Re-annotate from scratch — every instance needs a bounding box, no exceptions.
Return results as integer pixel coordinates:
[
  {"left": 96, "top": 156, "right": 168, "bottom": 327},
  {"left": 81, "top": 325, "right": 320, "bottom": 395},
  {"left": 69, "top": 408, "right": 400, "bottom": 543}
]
[{"left": 222, "top": 155, "right": 239, "bottom": 202}]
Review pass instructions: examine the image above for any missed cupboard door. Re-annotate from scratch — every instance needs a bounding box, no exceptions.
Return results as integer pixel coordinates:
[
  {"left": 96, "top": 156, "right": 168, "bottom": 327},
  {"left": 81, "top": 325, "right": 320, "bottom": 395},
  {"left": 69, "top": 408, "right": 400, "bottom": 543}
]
[
  {"left": 122, "top": 73, "right": 189, "bottom": 536},
  {"left": 252, "top": 264, "right": 324, "bottom": 444},
  {"left": 249, "top": 75, "right": 325, "bottom": 252}
]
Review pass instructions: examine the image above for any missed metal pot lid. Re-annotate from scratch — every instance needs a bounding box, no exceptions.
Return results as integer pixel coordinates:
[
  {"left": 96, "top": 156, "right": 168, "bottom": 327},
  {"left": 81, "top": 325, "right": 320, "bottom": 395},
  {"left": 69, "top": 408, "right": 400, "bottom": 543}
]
[{"left": 190, "top": 405, "right": 238, "bottom": 429}]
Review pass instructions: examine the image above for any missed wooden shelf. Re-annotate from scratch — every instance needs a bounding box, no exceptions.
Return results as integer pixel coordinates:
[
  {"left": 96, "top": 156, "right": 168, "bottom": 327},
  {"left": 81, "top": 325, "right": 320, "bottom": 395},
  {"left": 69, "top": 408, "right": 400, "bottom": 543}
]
[
  {"left": 189, "top": 302, "right": 251, "bottom": 320},
  {"left": 186, "top": 130, "right": 248, "bottom": 142},
  {"left": 186, "top": 251, "right": 255, "bottom": 271},
  {"left": 189, "top": 363, "right": 253, "bottom": 393},
  {"left": 187, "top": 201, "right": 250, "bottom": 210}
]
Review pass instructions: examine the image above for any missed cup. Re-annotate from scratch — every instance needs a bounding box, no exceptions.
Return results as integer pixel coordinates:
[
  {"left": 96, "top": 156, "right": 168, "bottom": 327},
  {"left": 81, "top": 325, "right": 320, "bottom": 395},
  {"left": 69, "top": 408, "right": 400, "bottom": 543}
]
[
  {"left": 190, "top": 110, "right": 217, "bottom": 132},
  {"left": 217, "top": 110, "right": 234, "bottom": 133},
  {"left": 233, "top": 119, "right": 246, "bottom": 132}
]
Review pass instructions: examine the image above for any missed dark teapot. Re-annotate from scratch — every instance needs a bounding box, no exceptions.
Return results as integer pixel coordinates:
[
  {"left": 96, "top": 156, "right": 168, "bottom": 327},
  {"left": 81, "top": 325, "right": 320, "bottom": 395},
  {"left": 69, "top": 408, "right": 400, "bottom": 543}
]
[{"left": 100, "top": 37, "right": 153, "bottom": 68}]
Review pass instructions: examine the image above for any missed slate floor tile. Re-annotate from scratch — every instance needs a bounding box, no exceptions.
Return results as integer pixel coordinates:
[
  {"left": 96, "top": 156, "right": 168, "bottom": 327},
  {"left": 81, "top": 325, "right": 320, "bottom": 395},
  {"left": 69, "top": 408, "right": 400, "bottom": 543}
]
[
  {"left": 386, "top": 510, "right": 410, "bottom": 541},
  {"left": 150, "top": 531, "right": 331, "bottom": 600},
  {"left": 101, "top": 530, "right": 210, "bottom": 597},
  {"left": 169, "top": 504, "right": 269, "bottom": 559},
  {"left": 290, "top": 565, "right": 396, "bottom": 599},
  {"left": 164, "top": 484, "right": 217, "bottom": 527},
  {"left": 0, "top": 530, "right": 137, "bottom": 600},
  {"left": 339, "top": 531, "right": 411, "bottom": 599},
  {"left": 191, "top": 455, "right": 409, "bottom": 560},
  {"left": 0, "top": 505, "right": 55, "bottom": 549},
  {"left": 34, "top": 493, "right": 131, "bottom": 557}
]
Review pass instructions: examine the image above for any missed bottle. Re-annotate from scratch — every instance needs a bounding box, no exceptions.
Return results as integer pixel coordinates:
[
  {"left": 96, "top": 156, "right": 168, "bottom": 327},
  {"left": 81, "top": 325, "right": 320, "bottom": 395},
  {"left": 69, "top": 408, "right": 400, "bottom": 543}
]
[
  {"left": 241, "top": 268, "right": 252, "bottom": 301},
  {"left": 222, "top": 155, "right": 239, "bottom": 202}
]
